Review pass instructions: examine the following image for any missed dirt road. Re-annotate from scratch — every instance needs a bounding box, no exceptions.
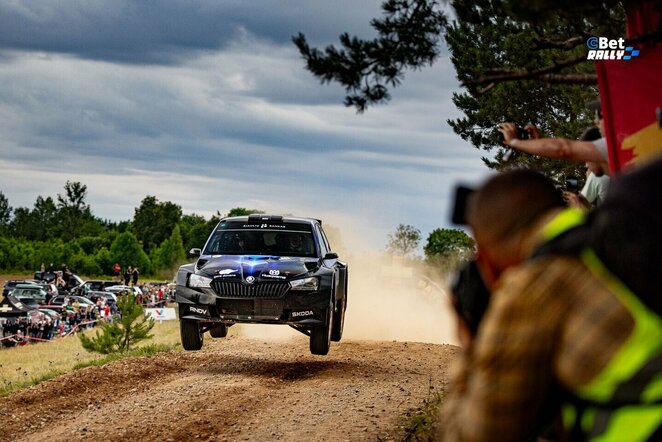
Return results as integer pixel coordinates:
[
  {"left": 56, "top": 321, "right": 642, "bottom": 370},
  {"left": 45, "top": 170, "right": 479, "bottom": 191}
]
[
  {"left": 1, "top": 257, "right": 460, "bottom": 441},
  {"left": 0, "top": 336, "right": 458, "bottom": 441}
]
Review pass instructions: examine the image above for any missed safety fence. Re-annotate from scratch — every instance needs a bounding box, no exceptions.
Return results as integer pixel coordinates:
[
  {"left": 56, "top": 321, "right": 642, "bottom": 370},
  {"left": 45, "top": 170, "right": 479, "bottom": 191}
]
[{"left": 0, "top": 319, "right": 102, "bottom": 346}]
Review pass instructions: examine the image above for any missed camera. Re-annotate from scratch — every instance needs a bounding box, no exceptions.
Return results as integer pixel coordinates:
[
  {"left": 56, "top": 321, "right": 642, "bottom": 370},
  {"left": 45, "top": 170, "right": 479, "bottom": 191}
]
[
  {"left": 515, "top": 125, "right": 529, "bottom": 140},
  {"left": 565, "top": 177, "right": 579, "bottom": 192},
  {"left": 451, "top": 260, "right": 491, "bottom": 335},
  {"left": 451, "top": 185, "right": 474, "bottom": 225}
]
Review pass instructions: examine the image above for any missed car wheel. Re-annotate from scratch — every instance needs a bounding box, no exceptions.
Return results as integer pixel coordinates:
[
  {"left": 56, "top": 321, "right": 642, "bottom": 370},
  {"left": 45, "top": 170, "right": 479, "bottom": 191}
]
[
  {"left": 209, "top": 324, "right": 228, "bottom": 338},
  {"left": 180, "top": 319, "right": 203, "bottom": 350},
  {"left": 310, "top": 304, "right": 333, "bottom": 355},
  {"left": 331, "top": 298, "right": 345, "bottom": 342}
]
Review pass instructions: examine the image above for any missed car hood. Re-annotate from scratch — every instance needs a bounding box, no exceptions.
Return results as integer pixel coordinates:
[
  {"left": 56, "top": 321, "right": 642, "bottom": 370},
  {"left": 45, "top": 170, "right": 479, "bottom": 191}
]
[{"left": 197, "top": 255, "right": 318, "bottom": 282}]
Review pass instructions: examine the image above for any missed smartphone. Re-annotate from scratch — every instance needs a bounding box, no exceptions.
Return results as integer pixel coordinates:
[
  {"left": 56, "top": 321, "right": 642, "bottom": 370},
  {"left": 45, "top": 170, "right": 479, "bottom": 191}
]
[{"left": 565, "top": 177, "right": 579, "bottom": 192}]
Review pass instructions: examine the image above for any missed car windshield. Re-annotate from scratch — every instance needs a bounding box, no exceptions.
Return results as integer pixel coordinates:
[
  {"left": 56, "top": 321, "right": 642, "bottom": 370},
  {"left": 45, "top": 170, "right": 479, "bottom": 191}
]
[
  {"left": 203, "top": 230, "right": 316, "bottom": 257},
  {"left": 13, "top": 288, "right": 43, "bottom": 298}
]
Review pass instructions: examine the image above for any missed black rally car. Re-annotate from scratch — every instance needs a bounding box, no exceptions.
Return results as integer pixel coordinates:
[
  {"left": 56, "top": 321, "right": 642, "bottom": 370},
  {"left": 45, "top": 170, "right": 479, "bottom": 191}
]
[{"left": 176, "top": 214, "right": 348, "bottom": 355}]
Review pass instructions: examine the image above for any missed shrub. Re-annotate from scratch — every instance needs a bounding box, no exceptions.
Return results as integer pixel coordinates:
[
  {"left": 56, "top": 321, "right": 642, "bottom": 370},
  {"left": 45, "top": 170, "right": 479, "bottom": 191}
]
[{"left": 79, "top": 291, "right": 155, "bottom": 354}]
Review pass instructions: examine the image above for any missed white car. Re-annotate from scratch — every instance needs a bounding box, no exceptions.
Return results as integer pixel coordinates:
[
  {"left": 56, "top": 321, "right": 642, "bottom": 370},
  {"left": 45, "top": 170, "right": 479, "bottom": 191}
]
[{"left": 104, "top": 285, "right": 143, "bottom": 296}]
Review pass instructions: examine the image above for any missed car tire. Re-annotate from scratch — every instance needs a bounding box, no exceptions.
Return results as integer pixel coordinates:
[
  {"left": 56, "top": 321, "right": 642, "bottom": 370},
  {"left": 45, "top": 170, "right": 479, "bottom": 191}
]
[
  {"left": 310, "top": 304, "right": 333, "bottom": 355},
  {"left": 209, "top": 324, "right": 228, "bottom": 338},
  {"left": 180, "top": 319, "right": 203, "bottom": 350},
  {"left": 331, "top": 298, "right": 345, "bottom": 342}
]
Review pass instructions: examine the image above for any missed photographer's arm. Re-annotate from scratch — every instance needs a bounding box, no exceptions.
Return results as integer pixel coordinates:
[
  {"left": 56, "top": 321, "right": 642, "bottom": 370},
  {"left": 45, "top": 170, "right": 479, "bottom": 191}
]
[{"left": 499, "top": 123, "right": 605, "bottom": 163}]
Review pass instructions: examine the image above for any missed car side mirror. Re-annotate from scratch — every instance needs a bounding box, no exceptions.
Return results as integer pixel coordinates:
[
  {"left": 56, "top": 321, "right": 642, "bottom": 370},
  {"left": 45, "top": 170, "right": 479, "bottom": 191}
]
[
  {"left": 189, "top": 248, "right": 201, "bottom": 257},
  {"left": 323, "top": 252, "right": 338, "bottom": 260}
]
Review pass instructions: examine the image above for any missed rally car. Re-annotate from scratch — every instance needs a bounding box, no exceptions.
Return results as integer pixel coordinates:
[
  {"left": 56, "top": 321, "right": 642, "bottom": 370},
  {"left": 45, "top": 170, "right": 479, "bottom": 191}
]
[{"left": 175, "top": 214, "right": 348, "bottom": 355}]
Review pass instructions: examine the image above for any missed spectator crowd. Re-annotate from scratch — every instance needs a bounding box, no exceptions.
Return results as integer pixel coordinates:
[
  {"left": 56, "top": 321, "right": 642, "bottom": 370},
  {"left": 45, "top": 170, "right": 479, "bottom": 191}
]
[{"left": 1, "top": 277, "right": 175, "bottom": 348}]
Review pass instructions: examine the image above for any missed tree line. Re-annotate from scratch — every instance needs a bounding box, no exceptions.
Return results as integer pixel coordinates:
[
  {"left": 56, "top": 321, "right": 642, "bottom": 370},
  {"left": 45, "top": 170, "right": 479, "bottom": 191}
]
[
  {"left": 0, "top": 181, "right": 261, "bottom": 277},
  {"left": 0, "top": 181, "right": 472, "bottom": 278},
  {"left": 386, "top": 223, "right": 475, "bottom": 276}
]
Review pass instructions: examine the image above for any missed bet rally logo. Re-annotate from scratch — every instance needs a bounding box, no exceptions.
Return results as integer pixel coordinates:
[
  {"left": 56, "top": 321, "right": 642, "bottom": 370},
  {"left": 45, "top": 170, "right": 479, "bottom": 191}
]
[{"left": 586, "top": 36, "right": 640, "bottom": 60}]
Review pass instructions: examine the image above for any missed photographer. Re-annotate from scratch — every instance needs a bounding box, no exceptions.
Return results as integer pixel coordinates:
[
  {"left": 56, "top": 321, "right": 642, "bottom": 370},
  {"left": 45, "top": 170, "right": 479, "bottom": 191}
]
[
  {"left": 499, "top": 100, "right": 609, "bottom": 167},
  {"left": 437, "top": 168, "right": 662, "bottom": 442}
]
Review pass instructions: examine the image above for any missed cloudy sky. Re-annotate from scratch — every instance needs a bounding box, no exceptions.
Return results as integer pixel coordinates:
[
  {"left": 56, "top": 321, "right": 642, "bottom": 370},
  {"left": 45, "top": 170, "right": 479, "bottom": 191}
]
[{"left": 0, "top": 0, "right": 491, "bottom": 252}]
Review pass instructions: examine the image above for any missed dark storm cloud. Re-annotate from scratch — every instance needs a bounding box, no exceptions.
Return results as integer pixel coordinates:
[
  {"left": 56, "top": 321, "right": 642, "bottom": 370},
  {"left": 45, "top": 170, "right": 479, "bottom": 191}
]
[{"left": 0, "top": 0, "right": 382, "bottom": 64}]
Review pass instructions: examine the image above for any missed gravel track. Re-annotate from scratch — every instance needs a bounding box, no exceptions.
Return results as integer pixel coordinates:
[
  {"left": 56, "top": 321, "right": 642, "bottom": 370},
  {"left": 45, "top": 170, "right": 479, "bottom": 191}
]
[{"left": 0, "top": 335, "right": 457, "bottom": 441}]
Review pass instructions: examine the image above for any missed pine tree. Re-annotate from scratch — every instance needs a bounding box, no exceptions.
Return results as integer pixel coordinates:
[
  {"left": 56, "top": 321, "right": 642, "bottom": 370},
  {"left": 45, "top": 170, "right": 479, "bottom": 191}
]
[{"left": 79, "top": 291, "right": 155, "bottom": 354}]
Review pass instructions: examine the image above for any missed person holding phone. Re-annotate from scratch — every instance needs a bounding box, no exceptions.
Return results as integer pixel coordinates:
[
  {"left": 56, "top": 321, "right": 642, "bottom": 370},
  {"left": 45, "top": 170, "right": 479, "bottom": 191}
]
[
  {"left": 564, "top": 161, "right": 610, "bottom": 209},
  {"left": 563, "top": 127, "right": 610, "bottom": 210}
]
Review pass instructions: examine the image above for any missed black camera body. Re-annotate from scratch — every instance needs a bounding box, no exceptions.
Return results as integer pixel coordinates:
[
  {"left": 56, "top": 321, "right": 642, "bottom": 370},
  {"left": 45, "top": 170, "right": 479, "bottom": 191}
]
[
  {"left": 451, "top": 260, "right": 491, "bottom": 335},
  {"left": 515, "top": 125, "right": 529, "bottom": 140}
]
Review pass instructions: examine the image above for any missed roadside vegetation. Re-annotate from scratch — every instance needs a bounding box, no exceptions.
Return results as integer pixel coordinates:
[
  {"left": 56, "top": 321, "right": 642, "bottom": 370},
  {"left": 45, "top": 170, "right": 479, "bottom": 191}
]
[
  {"left": 404, "top": 389, "right": 445, "bottom": 441},
  {"left": 79, "top": 291, "right": 156, "bottom": 354},
  {"left": 0, "top": 319, "right": 180, "bottom": 397}
]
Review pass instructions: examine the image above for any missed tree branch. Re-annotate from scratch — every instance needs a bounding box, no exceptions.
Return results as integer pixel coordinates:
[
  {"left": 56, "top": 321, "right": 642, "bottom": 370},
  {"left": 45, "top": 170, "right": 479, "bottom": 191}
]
[
  {"left": 463, "top": 54, "right": 591, "bottom": 87},
  {"left": 532, "top": 36, "right": 585, "bottom": 50}
]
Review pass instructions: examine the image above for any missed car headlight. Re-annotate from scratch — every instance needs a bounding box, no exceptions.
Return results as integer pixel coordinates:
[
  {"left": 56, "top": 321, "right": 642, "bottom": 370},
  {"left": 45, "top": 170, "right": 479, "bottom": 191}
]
[
  {"left": 189, "top": 274, "right": 212, "bottom": 288},
  {"left": 289, "top": 277, "right": 319, "bottom": 291}
]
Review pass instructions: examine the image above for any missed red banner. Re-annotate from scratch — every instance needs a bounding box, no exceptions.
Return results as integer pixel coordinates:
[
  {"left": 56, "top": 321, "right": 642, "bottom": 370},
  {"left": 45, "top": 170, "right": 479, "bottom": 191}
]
[{"left": 596, "top": 1, "right": 662, "bottom": 173}]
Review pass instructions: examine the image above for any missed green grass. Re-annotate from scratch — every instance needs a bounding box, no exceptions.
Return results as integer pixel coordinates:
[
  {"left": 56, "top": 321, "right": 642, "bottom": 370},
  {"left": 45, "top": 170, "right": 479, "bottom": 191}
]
[
  {"left": 403, "top": 383, "right": 445, "bottom": 441},
  {"left": 0, "top": 320, "right": 181, "bottom": 397}
]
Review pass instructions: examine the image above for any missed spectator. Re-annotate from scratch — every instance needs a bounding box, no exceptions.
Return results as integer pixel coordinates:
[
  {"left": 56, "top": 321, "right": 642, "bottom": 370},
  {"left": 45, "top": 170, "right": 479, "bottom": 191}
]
[
  {"left": 124, "top": 266, "right": 133, "bottom": 285},
  {"left": 563, "top": 126, "right": 610, "bottom": 210},
  {"left": 438, "top": 169, "right": 662, "bottom": 441},
  {"left": 499, "top": 100, "right": 608, "bottom": 165},
  {"left": 564, "top": 160, "right": 611, "bottom": 209},
  {"left": 132, "top": 267, "right": 139, "bottom": 286},
  {"left": 113, "top": 262, "right": 121, "bottom": 280},
  {"left": 61, "top": 263, "right": 72, "bottom": 289}
]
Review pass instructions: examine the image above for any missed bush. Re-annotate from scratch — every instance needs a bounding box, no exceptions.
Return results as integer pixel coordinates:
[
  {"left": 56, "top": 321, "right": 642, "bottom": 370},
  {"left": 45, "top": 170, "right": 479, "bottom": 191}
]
[{"left": 79, "top": 291, "right": 155, "bottom": 354}]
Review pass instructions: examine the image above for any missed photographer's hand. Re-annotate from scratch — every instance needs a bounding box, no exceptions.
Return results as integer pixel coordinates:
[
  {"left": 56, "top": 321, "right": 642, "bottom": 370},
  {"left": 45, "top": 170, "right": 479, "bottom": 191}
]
[
  {"left": 524, "top": 123, "right": 542, "bottom": 139},
  {"left": 498, "top": 122, "right": 518, "bottom": 146}
]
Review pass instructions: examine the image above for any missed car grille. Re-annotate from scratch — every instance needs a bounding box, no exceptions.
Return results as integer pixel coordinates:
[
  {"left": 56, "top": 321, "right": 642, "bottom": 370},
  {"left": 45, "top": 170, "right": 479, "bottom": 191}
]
[{"left": 211, "top": 281, "right": 289, "bottom": 299}]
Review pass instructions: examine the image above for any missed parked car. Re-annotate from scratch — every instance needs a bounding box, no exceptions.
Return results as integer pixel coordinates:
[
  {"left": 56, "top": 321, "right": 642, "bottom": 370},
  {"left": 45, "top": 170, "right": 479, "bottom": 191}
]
[
  {"left": 2, "top": 280, "right": 26, "bottom": 298},
  {"left": 29, "top": 281, "right": 58, "bottom": 297},
  {"left": 104, "top": 285, "right": 143, "bottom": 296},
  {"left": 34, "top": 271, "right": 84, "bottom": 290},
  {"left": 11, "top": 284, "right": 49, "bottom": 304},
  {"left": 49, "top": 295, "right": 96, "bottom": 308},
  {"left": 38, "top": 308, "right": 61, "bottom": 319},
  {"left": 79, "top": 280, "right": 121, "bottom": 293},
  {"left": 86, "top": 290, "right": 117, "bottom": 305},
  {"left": 16, "top": 297, "right": 40, "bottom": 309},
  {"left": 176, "top": 214, "right": 348, "bottom": 355}
]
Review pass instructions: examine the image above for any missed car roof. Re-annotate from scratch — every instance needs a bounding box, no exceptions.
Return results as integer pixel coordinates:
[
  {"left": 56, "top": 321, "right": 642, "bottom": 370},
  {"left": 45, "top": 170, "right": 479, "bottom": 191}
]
[
  {"left": 220, "top": 214, "right": 322, "bottom": 225},
  {"left": 15, "top": 284, "right": 44, "bottom": 289}
]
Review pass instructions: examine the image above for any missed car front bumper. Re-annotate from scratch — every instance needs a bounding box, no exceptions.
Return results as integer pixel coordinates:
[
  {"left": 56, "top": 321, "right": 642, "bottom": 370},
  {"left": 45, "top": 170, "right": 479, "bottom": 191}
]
[{"left": 176, "top": 284, "right": 331, "bottom": 327}]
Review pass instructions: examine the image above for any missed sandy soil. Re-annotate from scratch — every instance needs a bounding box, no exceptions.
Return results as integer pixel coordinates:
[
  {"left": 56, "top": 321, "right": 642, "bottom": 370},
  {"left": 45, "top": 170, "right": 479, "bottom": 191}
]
[{"left": 0, "top": 336, "right": 458, "bottom": 441}]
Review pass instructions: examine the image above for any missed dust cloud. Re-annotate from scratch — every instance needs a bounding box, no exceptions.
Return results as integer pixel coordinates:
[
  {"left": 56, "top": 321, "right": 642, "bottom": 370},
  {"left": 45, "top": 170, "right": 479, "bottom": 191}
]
[
  {"left": 240, "top": 248, "right": 459, "bottom": 346},
  {"left": 342, "top": 253, "right": 458, "bottom": 345}
]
